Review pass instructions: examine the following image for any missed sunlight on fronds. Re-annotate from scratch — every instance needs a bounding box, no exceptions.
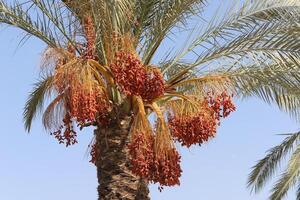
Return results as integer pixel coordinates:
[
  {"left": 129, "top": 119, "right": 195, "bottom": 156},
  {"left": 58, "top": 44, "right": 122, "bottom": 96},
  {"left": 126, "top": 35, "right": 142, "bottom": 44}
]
[
  {"left": 164, "top": 96, "right": 202, "bottom": 117},
  {"left": 222, "top": 56, "right": 300, "bottom": 121},
  {"left": 89, "top": 0, "right": 135, "bottom": 65},
  {"left": 170, "top": 74, "right": 234, "bottom": 98}
]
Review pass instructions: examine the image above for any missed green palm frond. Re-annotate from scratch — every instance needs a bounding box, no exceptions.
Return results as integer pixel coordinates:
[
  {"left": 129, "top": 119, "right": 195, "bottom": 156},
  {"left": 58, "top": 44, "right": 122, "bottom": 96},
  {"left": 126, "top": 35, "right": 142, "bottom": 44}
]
[
  {"left": 164, "top": 0, "right": 300, "bottom": 120},
  {"left": 31, "top": 0, "right": 79, "bottom": 50},
  {"left": 225, "top": 57, "right": 300, "bottom": 120},
  {"left": 270, "top": 145, "right": 300, "bottom": 200},
  {"left": 0, "top": 0, "right": 77, "bottom": 48},
  {"left": 23, "top": 75, "right": 54, "bottom": 132},
  {"left": 138, "top": 0, "right": 206, "bottom": 64},
  {"left": 247, "top": 132, "right": 300, "bottom": 194},
  {"left": 88, "top": 0, "right": 135, "bottom": 65},
  {"left": 163, "top": 0, "right": 300, "bottom": 74}
]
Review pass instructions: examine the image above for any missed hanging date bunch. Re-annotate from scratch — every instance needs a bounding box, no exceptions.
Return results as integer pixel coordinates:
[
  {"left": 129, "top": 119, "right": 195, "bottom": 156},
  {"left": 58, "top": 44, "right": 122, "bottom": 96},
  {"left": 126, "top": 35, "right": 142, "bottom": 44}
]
[
  {"left": 128, "top": 124, "right": 181, "bottom": 187},
  {"left": 48, "top": 56, "right": 110, "bottom": 146},
  {"left": 206, "top": 91, "right": 236, "bottom": 121},
  {"left": 111, "top": 51, "right": 165, "bottom": 102},
  {"left": 128, "top": 132, "right": 155, "bottom": 178},
  {"left": 128, "top": 100, "right": 182, "bottom": 188},
  {"left": 128, "top": 97, "right": 156, "bottom": 179},
  {"left": 168, "top": 110, "right": 217, "bottom": 147},
  {"left": 54, "top": 62, "right": 109, "bottom": 125},
  {"left": 82, "top": 16, "right": 98, "bottom": 60},
  {"left": 110, "top": 51, "right": 146, "bottom": 96},
  {"left": 168, "top": 91, "right": 236, "bottom": 147},
  {"left": 150, "top": 119, "right": 182, "bottom": 187},
  {"left": 50, "top": 113, "right": 78, "bottom": 147}
]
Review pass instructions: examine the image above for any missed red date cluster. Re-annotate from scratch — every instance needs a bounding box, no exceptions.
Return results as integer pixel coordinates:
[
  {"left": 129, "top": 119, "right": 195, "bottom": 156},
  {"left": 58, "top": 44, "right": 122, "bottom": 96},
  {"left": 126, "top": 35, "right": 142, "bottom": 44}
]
[
  {"left": 128, "top": 133, "right": 155, "bottom": 178},
  {"left": 128, "top": 133, "right": 182, "bottom": 187},
  {"left": 111, "top": 51, "right": 146, "bottom": 96},
  {"left": 50, "top": 114, "right": 78, "bottom": 147},
  {"left": 111, "top": 52, "right": 165, "bottom": 101},
  {"left": 169, "top": 92, "right": 235, "bottom": 147},
  {"left": 207, "top": 91, "right": 236, "bottom": 121},
  {"left": 168, "top": 112, "right": 217, "bottom": 147},
  {"left": 50, "top": 86, "right": 108, "bottom": 146},
  {"left": 151, "top": 148, "right": 182, "bottom": 187},
  {"left": 69, "top": 85, "right": 108, "bottom": 125},
  {"left": 141, "top": 67, "right": 165, "bottom": 102},
  {"left": 83, "top": 16, "right": 97, "bottom": 60}
]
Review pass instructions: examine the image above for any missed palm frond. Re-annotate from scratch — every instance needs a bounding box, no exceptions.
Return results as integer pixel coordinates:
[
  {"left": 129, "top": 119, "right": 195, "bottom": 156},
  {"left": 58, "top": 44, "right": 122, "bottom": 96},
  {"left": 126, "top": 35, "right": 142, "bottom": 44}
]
[
  {"left": 42, "top": 93, "right": 65, "bottom": 131},
  {"left": 169, "top": 74, "right": 233, "bottom": 96},
  {"left": 0, "top": 0, "right": 78, "bottom": 48},
  {"left": 90, "top": 0, "right": 135, "bottom": 65},
  {"left": 138, "top": 0, "right": 206, "bottom": 64},
  {"left": 247, "top": 132, "right": 300, "bottom": 193},
  {"left": 225, "top": 55, "right": 300, "bottom": 120},
  {"left": 163, "top": 0, "right": 300, "bottom": 75},
  {"left": 23, "top": 75, "right": 54, "bottom": 132},
  {"left": 297, "top": 182, "right": 300, "bottom": 200},
  {"left": 162, "top": 0, "right": 300, "bottom": 120},
  {"left": 269, "top": 144, "right": 300, "bottom": 200}
]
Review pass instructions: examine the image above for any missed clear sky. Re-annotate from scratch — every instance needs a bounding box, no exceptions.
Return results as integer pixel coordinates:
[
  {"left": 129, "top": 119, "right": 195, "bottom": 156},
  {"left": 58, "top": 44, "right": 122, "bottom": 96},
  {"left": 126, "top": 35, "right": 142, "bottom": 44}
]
[{"left": 0, "top": 2, "right": 298, "bottom": 200}]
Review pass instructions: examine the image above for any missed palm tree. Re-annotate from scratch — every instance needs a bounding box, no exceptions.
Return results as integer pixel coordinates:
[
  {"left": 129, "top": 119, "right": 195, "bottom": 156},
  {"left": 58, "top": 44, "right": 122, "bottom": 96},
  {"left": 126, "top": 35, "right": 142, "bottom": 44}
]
[
  {"left": 248, "top": 132, "right": 300, "bottom": 200},
  {"left": 1, "top": 0, "right": 300, "bottom": 199}
]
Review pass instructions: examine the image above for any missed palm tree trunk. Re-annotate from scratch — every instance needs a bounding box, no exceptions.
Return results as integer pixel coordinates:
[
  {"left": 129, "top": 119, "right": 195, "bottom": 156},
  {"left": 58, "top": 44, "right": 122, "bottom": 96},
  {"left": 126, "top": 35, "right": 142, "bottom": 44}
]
[{"left": 95, "top": 116, "right": 150, "bottom": 200}]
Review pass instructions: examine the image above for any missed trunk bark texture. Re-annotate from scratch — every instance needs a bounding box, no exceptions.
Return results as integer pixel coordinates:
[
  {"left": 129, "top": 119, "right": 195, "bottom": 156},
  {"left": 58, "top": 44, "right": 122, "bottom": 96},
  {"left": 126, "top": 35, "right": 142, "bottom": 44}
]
[{"left": 95, "top": 116, "right": 150, "bottom": 200}]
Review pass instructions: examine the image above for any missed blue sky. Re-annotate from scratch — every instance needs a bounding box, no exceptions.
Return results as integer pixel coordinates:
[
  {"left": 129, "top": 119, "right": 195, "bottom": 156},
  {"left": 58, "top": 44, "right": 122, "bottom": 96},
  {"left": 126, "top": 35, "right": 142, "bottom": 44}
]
[{"left": 0, "top": 2, "right": 299, "bottom": 200}]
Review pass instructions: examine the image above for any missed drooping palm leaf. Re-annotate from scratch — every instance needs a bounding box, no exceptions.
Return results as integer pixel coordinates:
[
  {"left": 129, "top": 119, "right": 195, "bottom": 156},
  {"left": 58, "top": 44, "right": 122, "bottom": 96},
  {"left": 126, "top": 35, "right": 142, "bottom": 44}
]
[
  {"left": 270, "top": 145, "right": 300, "bottom": 200},
  {"left": 247, "top": 132, "right": 300, "bottom": 193},
  {"left": 23, "top": 75, "right": 54, "bottom": 132}
]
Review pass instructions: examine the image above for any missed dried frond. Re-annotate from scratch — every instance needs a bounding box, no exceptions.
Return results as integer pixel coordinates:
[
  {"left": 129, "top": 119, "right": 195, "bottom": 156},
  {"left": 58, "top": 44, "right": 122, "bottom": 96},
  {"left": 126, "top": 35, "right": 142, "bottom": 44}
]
[
  {"left": 42, "top": 94, "right": 65, "bottom": 131},
  {"left": 171, "top": 74, "right": 234, "bottom": 97},
  {"left": 40, "top": 47, "right": 76, "bottom": 71},
  {"left": 164, "top": 96, "right": 202, "bottom": 117},
  {"left": 152, "top": 103, "right": 174, "bottom": 154},
  {"left": 151, "top": 102, "right": 182, "bottom": 187},
  {"left": 128, "top": 96, "right": 155, "bottom": 178},
  {"left": 54, "top": 58, "right": 110, "bottom": 125}
]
